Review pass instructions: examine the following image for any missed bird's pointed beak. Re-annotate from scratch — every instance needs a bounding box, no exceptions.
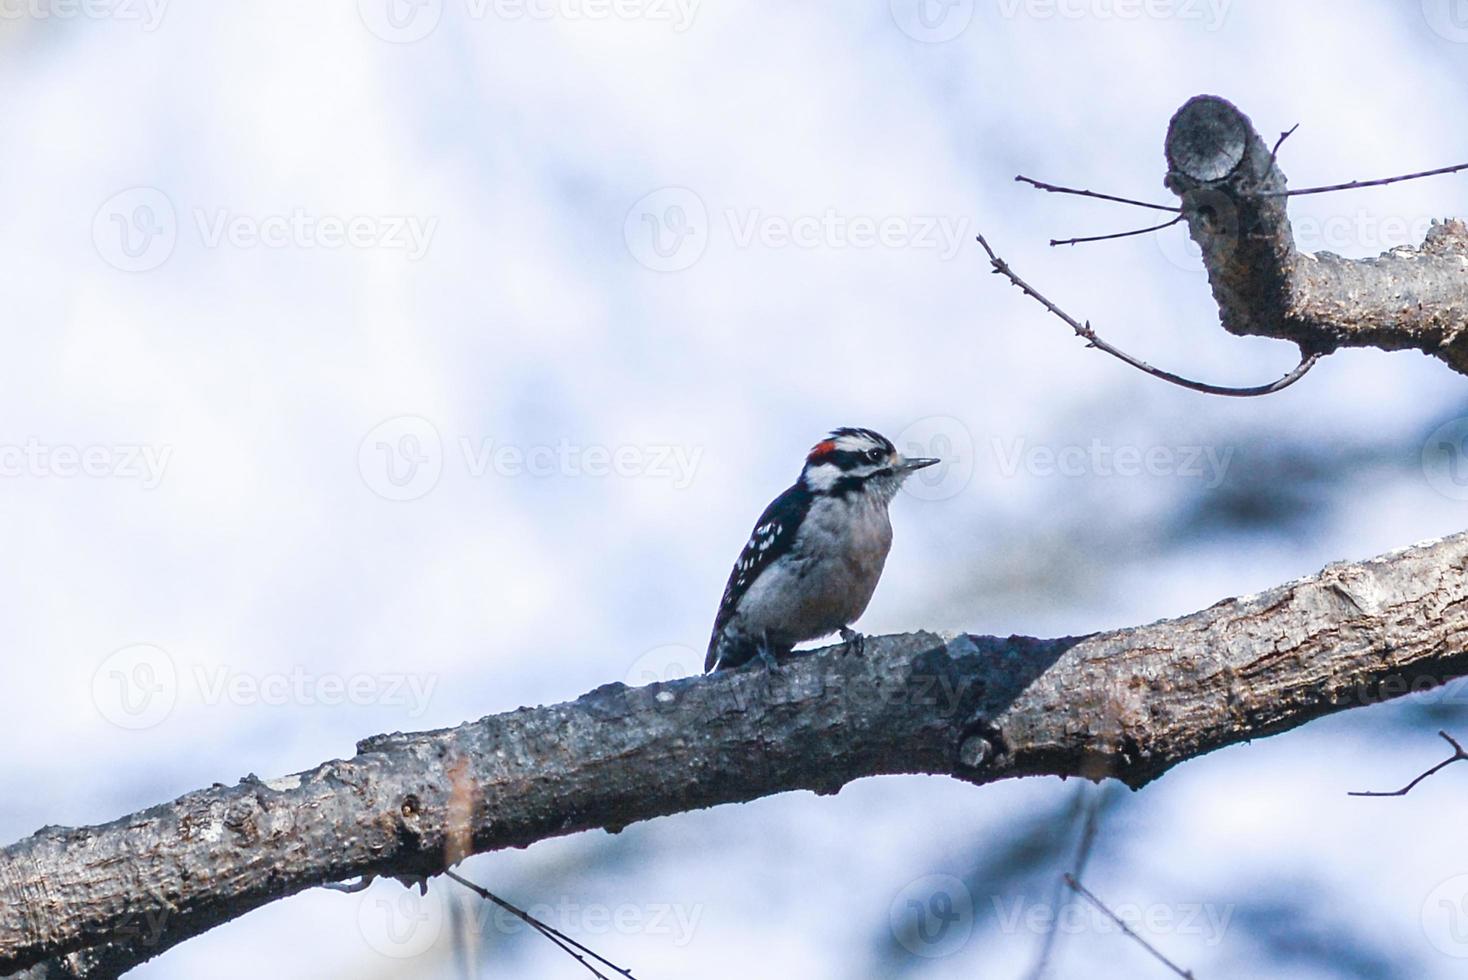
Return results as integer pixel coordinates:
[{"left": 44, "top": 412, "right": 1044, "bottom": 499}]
[{"left": 900, "top": 456, "right": 940, "bottom": 472}]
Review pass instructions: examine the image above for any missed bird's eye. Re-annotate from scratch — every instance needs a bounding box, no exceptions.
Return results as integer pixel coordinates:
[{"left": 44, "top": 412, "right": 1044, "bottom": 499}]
[{"left": 866, "top": 448, "right": 885, "bottom": 463}]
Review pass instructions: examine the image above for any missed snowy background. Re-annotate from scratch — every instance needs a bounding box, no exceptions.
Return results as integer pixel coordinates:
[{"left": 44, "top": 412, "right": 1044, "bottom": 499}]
[{"left": 3, "top": 1, "right": 1468, "bottom": 976}]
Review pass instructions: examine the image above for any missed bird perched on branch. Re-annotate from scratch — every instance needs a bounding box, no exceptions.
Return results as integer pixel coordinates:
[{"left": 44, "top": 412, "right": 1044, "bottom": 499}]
[{"left": 705, "top": 427, "right": 938, "bottom": 672}]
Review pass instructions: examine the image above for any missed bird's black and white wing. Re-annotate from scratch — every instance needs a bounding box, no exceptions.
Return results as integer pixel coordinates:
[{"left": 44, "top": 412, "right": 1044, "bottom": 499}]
[{"left": 705, "top": 483, "right": 810, "bottom": 670}]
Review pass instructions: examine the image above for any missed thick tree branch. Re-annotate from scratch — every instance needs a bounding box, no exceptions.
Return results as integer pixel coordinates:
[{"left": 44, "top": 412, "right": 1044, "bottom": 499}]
[
  {"left": 5, "top": 533, "right": 1468, "bottom": 976},
  {"left": 1164, "top": 94, "right": 1468, "bottom": 374}
]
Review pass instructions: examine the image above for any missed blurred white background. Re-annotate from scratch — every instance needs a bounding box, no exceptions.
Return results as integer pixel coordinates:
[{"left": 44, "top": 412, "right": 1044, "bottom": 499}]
[{"left": 3, "top": 1, "right": 1468, "bottom": 976}]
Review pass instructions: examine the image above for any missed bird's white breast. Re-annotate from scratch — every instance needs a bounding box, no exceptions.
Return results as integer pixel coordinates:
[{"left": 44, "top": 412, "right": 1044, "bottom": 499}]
[{"left": 730, "top": 491, "right": 893, "bottom": 645}]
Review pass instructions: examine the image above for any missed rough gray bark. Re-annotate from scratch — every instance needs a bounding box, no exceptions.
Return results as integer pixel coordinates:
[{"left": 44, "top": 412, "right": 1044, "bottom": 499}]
[
  {"left": 6, "top": 532, "right": 1468, "bottom": 978},
  {"left": 1164, "top": 94, "right": 1468, "bottom": 374}
]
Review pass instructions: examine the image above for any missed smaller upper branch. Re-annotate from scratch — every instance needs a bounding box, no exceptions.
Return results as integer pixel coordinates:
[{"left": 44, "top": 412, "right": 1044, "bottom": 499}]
[
  {"left": 1014, "top": 175, "right": 1177, "bottom": 213},
  {"left": 1164, "top": 95, "right": 1468, "bottom": 375},
  {"left": 1012, "top": 98, "right": 1468, "bottom": 378},
  {"left": 1049, "top": 215, "right": 1182, "bottom": 248}
]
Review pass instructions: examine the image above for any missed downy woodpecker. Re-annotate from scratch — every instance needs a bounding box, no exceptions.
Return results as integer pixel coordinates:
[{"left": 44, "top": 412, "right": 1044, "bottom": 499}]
[{"left": 705, "top": 427, "right": 937, "bottom": 672}]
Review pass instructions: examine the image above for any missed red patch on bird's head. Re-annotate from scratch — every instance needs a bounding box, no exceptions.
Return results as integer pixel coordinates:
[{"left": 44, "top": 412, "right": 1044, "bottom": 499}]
[{"left": 807, "top": 439, "right": 837, "bottom": 462}]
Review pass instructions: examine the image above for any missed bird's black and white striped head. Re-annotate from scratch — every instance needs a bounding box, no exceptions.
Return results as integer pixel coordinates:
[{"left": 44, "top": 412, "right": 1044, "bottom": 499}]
[{"left": 798, "top": 427, "right": 938, "bottom": 502}]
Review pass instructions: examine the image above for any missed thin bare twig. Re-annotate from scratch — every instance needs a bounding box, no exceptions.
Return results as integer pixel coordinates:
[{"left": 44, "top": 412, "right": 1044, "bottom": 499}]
[
  {"left": 1015, "top": 175, "right": 1179, "bottom": 213},
  {"left": 1269, "top": 123, "right": 1300, "bottom": 163},
  {"left": 1279, "top": 161, "right": 1468, "bottom": 198},
  {"left": 1349, "top": 730, "right": 1468, "bottom": 797},
  {"left": 1049, "top": 215, "right": 1183, "bottom": 248},
  {"left": 1064, "top": 876, "right": 1198, "bottom": 980},
  {"left": 975, "top": 234, "right": 1320, "bottom": 397},
  {"left": 1020, "top": 147, "right": 1467, "bottom": 206},
  {"left": 1027, "top": 786, "right": 1108, "bottom": 980},
  {"left": 1020, "top": 138, "right": 1468, "bottom": 251},
  {"left": 444, "top": 869, "right": 638, "bottom": 980}
]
